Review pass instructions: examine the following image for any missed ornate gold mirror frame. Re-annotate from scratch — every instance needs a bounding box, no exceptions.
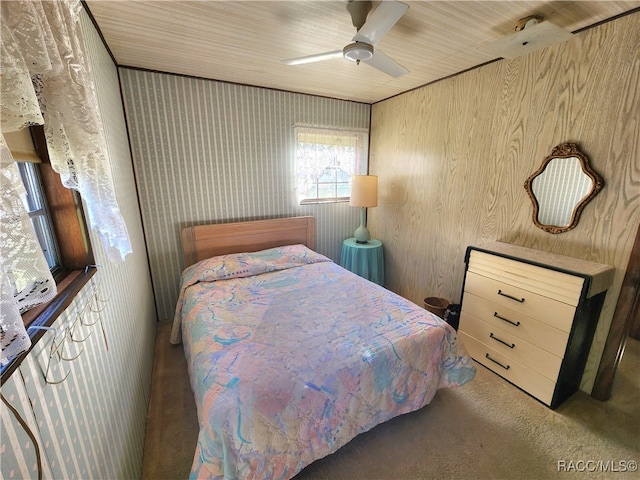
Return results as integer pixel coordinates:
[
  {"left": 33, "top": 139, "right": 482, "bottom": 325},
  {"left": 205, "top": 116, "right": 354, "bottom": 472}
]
[{"left": 524, "top": 143, "right": 604, "bottom": 234}]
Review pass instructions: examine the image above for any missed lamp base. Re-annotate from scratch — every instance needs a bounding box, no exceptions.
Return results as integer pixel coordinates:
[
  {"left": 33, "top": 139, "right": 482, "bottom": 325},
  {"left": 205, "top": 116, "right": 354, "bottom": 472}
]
[
  {"left": 354, "top": 208, "right": 371, "bottom": 243},
  {"left": 354, "top": 227, "right": 370, "bottom": 243}
]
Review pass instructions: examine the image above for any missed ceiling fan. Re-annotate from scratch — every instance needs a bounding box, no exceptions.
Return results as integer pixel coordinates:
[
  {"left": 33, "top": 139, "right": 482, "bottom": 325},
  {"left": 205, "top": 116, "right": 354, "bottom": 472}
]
[{"left": 282, "top": 0, "right": 410, "bottom": 78}]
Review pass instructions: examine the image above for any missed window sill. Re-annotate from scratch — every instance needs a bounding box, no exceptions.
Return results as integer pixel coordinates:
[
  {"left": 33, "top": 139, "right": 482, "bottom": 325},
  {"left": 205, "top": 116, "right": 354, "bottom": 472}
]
[
  {"left": 300, "top": 197, "right": 350, "bottom": 205},
  {"left": 1, "top": 266, "right": 97, "bottom": 383}
]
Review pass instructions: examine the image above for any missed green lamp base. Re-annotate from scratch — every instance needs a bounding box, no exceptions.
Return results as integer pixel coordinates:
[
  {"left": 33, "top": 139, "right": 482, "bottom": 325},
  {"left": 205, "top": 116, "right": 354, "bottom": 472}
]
[{"left": 354, "top": 207, "right": 370, "bottom": 243}]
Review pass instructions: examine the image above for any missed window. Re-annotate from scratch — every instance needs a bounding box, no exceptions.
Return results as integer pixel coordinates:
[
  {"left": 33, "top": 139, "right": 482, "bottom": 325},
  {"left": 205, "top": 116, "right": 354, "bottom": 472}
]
[
  {"left": 295, "top": 127, "right": 368, "bottom": 205},
  {"left": 26, "top": 126, "right": 94, "bottom": 274},
  {"left": 17, "top": 161, "right": 61, "bottom": 274},
  {"left": 1, "top": 126, "right": 95, "bottom": 380}
]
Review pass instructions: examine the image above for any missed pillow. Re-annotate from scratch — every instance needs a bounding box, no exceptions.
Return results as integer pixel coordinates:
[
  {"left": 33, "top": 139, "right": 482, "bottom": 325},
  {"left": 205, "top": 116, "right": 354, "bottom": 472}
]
[
  {"left": 185, "top": 244, "right": 331, "bottom": 284},
  {"left": 171, "top": 244, "right": 332, "bottom": 344}
]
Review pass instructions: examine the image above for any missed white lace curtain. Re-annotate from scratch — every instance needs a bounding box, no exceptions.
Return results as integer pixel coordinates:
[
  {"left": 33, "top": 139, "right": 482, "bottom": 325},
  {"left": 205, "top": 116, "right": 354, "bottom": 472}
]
[{"left": 1, "top": 0, "right": 132, "bottom": 366}]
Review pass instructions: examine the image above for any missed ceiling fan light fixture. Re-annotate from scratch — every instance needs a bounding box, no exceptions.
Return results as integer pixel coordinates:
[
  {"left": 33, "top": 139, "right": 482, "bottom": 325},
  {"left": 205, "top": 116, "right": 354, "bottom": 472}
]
[
  {"left": 482, "top": 17, "right": 574, "bottom": 60},
  {"left": 343, "top": 42, "right": 374, "bottom": 63}
]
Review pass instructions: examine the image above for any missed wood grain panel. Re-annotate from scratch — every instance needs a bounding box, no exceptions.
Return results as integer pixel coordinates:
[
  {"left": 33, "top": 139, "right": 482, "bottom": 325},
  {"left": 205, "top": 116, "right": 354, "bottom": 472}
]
[
  {"left": 181, "top": 216, "right": 316, "bottom": 266},
  {"left": 370, "top": 12, "right": 640, "bottom": 393},
  {"left": 39, "top": 162, "right": 93, "bottom": 270},
  {"left": 84, "top": 1, "right": 640, "bottom": 103}
]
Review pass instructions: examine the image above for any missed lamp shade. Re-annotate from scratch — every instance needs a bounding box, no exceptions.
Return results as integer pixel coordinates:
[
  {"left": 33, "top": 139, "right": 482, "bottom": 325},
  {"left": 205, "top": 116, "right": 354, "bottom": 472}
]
[{"left": 350, "top": 175, "right": 378, "bottom": 207}]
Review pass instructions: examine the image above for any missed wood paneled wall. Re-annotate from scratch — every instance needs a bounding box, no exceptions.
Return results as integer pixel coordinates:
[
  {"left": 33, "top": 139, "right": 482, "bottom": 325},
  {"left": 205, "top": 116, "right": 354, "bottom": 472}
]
[{"left": 369, "top": 12, "right": 640, "bottom": 393}]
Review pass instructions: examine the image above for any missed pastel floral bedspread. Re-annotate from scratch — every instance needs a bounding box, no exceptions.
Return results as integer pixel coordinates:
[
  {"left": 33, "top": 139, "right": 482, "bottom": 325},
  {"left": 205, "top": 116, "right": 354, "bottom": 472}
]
[{"left": 173, "top": 244, "right": 476, "bottom": 479}]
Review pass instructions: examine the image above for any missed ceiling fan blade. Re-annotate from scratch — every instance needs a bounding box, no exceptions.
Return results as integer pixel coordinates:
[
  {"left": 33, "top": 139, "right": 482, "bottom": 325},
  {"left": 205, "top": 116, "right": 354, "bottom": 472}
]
[
  {"left": 282, "top": 50, "right": 343, "bottom": 66},
  {"left": 364, "top": 50, "right": 409, "bottom": 77},
  {"left": 353, "top": 0, "right": 408, "bottom": 46}
]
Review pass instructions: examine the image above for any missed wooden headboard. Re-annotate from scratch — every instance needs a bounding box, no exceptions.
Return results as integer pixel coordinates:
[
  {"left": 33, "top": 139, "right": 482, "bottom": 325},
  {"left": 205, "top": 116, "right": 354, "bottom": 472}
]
[{"left": 181, "top": 216, "right": 316, "bottom": 267}]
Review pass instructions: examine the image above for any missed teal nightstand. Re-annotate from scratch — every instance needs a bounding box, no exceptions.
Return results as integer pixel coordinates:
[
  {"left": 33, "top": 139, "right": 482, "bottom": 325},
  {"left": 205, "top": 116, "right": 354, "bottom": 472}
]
[{"left": 340, "top": 238, "right": 384, "bottom": 286}]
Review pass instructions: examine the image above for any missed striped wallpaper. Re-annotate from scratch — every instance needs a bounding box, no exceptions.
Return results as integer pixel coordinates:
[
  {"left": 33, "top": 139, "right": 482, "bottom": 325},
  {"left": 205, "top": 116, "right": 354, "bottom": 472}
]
[
  {"left": 531, "top": 156, "right": 594, "bottom": 227},
  {"left": 119, "top": 69, "right": 371, "bottom": 320},
  {"left": 1, "top": 9, "right": 157, "bottom": 480}
]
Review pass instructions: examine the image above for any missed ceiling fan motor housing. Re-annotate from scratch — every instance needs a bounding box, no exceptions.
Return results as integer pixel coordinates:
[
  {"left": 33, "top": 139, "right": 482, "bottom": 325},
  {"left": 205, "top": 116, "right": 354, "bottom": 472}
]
[{"left": 343, "top": 42, "right": 374, "bottom": 62}]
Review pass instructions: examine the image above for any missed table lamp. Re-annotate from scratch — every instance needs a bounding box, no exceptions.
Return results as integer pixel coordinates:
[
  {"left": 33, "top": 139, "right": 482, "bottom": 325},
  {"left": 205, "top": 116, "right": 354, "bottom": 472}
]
[{"left": 350, "top": 175, "right": 378, "bottom": 243}]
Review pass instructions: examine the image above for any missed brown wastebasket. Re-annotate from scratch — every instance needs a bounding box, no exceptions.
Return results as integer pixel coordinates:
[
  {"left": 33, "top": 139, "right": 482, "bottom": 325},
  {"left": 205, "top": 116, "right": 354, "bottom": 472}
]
[{"left": 423, "top": 297, "right": 450, "bottom": 319}]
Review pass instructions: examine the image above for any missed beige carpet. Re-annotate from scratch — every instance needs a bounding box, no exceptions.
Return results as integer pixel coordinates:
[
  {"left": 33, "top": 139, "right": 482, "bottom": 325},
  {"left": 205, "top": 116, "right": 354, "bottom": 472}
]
[{"left": 142, "top": 321, "right": 639, "bottom": 479}]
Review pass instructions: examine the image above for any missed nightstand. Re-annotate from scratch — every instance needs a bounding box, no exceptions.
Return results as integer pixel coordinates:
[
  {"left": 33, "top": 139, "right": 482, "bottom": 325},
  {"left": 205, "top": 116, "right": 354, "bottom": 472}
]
[{"left": 340, "top": 238, "right": 384, "bottom": 286}]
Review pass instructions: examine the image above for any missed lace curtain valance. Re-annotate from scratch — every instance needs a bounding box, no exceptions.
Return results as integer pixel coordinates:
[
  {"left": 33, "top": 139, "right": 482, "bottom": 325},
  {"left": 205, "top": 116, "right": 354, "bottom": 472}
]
[{"left": 1, "top": 0, "right": 132, "bottom": 365}]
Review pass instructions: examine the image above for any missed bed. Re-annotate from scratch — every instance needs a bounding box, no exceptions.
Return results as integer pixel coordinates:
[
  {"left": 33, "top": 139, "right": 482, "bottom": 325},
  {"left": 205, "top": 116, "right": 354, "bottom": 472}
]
[{"left": 171, "top": 216, "right": 476, "bottom": 479}]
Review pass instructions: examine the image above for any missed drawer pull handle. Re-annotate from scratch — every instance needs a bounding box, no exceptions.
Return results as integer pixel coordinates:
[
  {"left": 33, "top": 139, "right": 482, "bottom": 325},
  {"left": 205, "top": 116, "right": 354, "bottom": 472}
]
[
  {"left": 490, "top": 332, "right": 515, "bottom": 349},
  {"left": 494, "top": 312, "right": 521, "bottom": 327},
  {"left": 485, "top": 353, "right": 510, "bottom": 370},
  {"left": 497, "top": 289, "right": 525, "bottom": 303}
]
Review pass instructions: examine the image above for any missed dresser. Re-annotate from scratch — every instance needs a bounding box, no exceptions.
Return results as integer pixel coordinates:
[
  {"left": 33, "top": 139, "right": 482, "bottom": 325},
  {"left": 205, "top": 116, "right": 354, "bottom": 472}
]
[{"left": 458, "top": 242, "right": 614, "bottom": 409}]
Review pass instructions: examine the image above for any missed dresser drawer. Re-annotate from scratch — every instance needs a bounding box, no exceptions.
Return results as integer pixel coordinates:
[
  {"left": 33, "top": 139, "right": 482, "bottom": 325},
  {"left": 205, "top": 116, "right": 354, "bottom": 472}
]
[
  {"left": 468, "top": 250, "right": 584, "bottom": 306},
  {"left": 460, "top": 292, "right": 570, "bottom": 357},
  {"left": 459, "top": 312, "right": 562, "bottom": 381},
  {"left": 459, "top": 332, "right": 556, "bottom": 405},
  {"left": 464, "top": 271, "right": 576, "bottom": 332}
]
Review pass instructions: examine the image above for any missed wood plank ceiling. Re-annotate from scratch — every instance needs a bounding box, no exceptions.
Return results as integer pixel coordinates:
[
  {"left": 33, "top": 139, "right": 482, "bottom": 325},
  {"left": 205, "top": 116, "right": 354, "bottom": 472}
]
[{"left": 84, "top": 1, "right": 640, "bottom": 104}]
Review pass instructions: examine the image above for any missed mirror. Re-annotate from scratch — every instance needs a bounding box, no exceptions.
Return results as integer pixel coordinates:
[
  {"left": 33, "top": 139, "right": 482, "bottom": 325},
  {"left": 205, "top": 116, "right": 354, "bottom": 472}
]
[{"left": 524, "top": 143, "right": 603, "bottom": 234}]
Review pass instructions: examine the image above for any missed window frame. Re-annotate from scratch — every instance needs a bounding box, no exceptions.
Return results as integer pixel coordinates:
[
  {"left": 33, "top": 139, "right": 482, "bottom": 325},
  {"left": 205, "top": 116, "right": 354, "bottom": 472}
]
[
  {"left": 17, "top": 161, "right": 62, "bottom": 276},
  {"left": 1, "top": 126, "right": 96, "bottom": 381},
  {"left": 294, "top": 126, "right": 368, "bottom": 206}
]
